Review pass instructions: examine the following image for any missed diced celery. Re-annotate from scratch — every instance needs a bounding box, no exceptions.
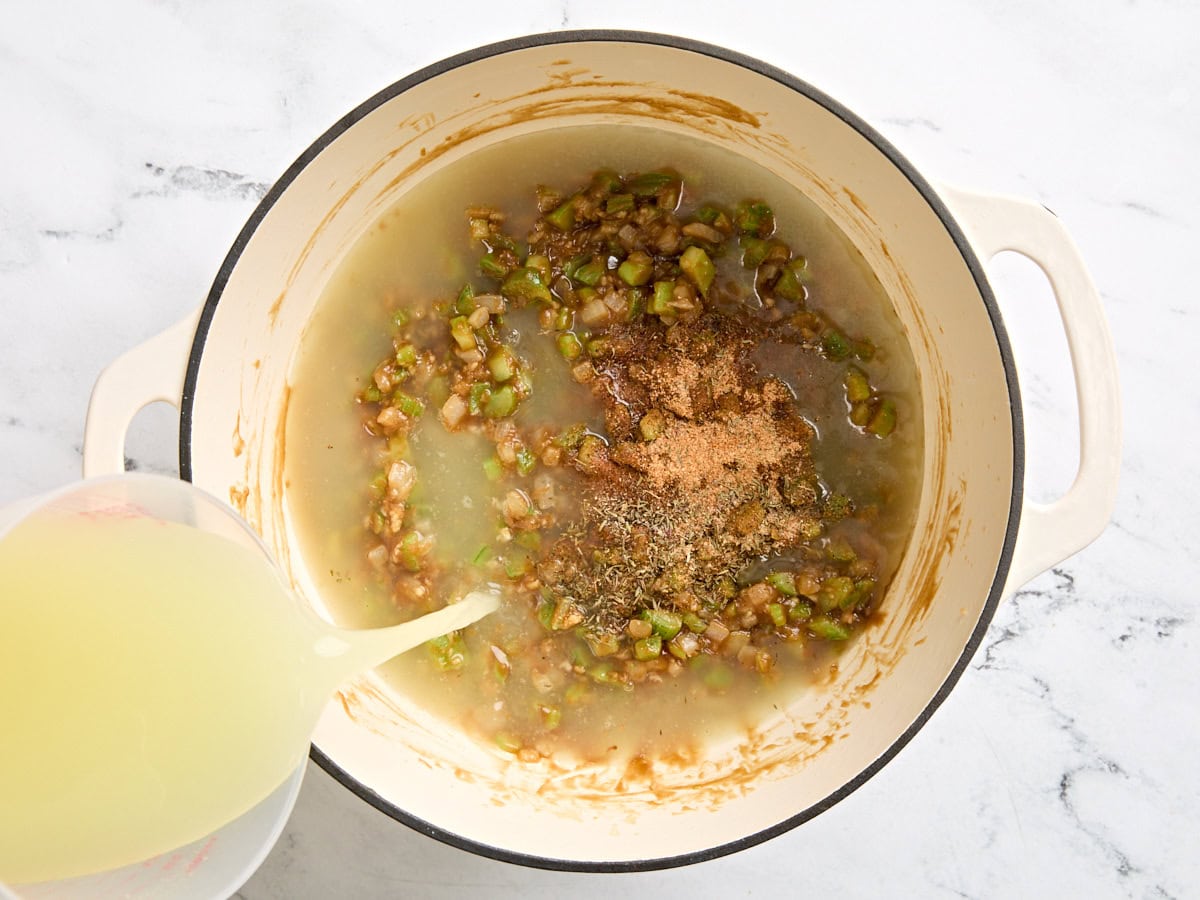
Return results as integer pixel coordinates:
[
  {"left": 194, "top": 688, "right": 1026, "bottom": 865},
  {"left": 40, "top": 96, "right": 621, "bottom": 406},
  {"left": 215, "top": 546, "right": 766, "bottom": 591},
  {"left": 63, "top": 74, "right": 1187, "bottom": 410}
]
[
  {"left": 467, "top": 382, "right": 490, "bottom": 416},
  {"left": 740, "top": 236, "right": 770, "bottom": 268},
  {"left": 734, "top": 201, "right": 775, "bottom": 237},
  {"left": 556, "top": 332, "right": 583, "bottom": 361},
  {"left": 482, "top": 455, "right": 504, "bottom": 482},
  {"left": 679, "top": 246, "right": 715, "bottom": 295},
  {"left": 773, "top": 257, "right": 808, "bottom": 301},
  {"left": 428, "top": 632, "right": 466, "bottom": 671},
  {"left": 394, "top": 342, "right": 418, "bottom": 367},
  {"left": 589, "top": 662, "right": 622, "bottom": 686},
  {"left": 569, "top": 643, "right": 591, "bottom": 668},
  {"left": 556, "top": 423, "right": 588, "bottom": 450},
  {"left": 828, "top": 538, "right": 857, "bottom": 563},
  {"left": 487, "top": 346, "right": 518, "bottom": 383},
  {"left": 788, "top": 600, "right": 814, "bottom": 623},
  {"left": 454, "top": 283, "right": 476, "bottom": 315},
  {"left": 846, "top": 577, "right": 877, "bottom": 609},
  {"left": 573, "top": 258, "right": 606, "bottom": 287},
  {"left": 650, "top": 280, "right": 675, "bottom": 315},
  {"left": 576, "top": 434, "right": 606, "bottom": 469},
  {"left": 562, "top": 254, "right": 590, "bottom": 280},
  {"left": 504, "top": 552, "right": 529, "bottom": 579},
  {"left": 808, "top": 616, "right": 853, "bottom": 641},
  {"left": 642, "top": 608, "right": 682, "bottom": 640},
  {"left": 627, "top": 172, "right": 675, "bottom": 196},
  {"left": 590, "top": 168, "right": 622, "bottom": 194},
  {"left": 638, "top": 409, "right": 666, "bottom": 442},
  {"left": 823, "top": 492, "right": 853, "bottom": 521},
  {"left": 817, "top": 576, "right": 855, "bottom": 611},
  {"left": 617, "top": 252, "right": 653, "bottom": 287},
  {"left": 483, "top": 384, "right": 518, "bottom": 418},
  {"left": 512, "top": 369, "right": 533, "bottom": 399},
  {"left": 396, "top": 530, "right": 426, "bottom": 573},
  {"left": 551, "top": 599, "right": 580, "bottom": 632},
  {"left": 766, "top": 572, "right": 798, "bottom": 596},
  {"left": 626, "top": 286, "right": 647, "bottom": 320},
  {"left": 634, "top": 635, "right": 662, "bottom": 661},
  {"left": 606, "top": 193, "right": 634, "bottom": 214},
  {"left": 845, "top": 365, "right": 872, "bottom": 403},
  {"left": 584, "top": 631, "right": 621, "bottom": 658},
  {"left": 525, "top": 254, "right": 551, "bottom": 282},
  {"left": 479, "top": 253, "right": 508, "bottom": 279},
  {"left": 515, "top": 447, "right": 537, "bottom": 475},
  {"left": 822, "top": 328, "right": 852, "bottom": 360},
  {"left": 449, "top": 316, "right": 477, "bottom": 351},
  {"left": 515, "top": 530, "right": 541, "bottom": 551},
  {"left": 586, "top": 337, "right": 611, "bottom": 358},
  {"left": 546, "top": 199, "right": 576, "bottom": 231},
  {"left": 392, "top": 392, "right": 425, "bottom": 419},
  {"left": 666, "top": 637, "right": 691, "bottom": 661},
  {"left": 501, "top": 267, "right": 553, "bottom": 304},
  {"left": 867, "top": 398, "right": 897, "bottom": 437},
  {"left": 493, "top": 732, "right": 521, "bottom": 753}
]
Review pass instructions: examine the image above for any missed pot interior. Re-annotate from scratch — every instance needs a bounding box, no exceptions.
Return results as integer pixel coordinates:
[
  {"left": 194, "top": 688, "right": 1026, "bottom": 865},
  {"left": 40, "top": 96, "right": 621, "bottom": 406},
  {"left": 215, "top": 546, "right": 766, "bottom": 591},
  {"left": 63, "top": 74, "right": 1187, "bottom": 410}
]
[{"left": 184, "top": 35, "right": 1018, "bottom": 866}]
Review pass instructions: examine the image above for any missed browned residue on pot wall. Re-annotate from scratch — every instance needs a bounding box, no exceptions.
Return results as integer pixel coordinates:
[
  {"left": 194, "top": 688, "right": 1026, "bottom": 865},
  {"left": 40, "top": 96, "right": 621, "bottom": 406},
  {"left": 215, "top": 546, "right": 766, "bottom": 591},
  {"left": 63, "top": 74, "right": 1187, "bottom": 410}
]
[
  {"left": 270, "top": 385, "right": 293, "bottom": 579},
  {"left": 231, "top": 413, "right": 245, "bottom": 457}
]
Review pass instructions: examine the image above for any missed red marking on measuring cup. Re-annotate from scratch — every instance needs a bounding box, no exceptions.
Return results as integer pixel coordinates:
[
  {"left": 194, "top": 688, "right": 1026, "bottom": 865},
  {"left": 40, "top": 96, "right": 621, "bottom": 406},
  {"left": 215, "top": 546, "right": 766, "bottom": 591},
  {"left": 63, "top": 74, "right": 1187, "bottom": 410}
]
[{"left": 186, "top": 836, "right": 218, "bottom": 874}]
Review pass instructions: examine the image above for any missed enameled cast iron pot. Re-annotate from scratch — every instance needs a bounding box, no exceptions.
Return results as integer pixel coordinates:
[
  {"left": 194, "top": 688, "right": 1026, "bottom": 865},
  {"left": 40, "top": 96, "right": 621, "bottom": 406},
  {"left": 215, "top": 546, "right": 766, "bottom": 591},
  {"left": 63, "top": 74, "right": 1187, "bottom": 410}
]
[{"left": 83, "top": 32, "right": 1121, "bottom": 871}]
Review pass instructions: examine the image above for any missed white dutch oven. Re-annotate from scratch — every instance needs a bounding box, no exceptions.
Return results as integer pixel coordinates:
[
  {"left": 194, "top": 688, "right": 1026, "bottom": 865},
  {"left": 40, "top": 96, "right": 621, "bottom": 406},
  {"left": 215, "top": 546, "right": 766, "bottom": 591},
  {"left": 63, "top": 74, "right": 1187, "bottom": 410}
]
[{"left": 83, "top": 32, "right": 1120, "bottom": 870}]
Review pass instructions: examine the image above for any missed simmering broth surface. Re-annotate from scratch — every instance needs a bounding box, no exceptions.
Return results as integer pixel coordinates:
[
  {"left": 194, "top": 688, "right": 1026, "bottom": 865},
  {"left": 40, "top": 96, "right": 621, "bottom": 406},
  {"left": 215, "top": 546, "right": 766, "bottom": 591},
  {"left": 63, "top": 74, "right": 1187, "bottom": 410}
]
[{"left": 285, "top": 125, "right": 923, "bottom": 762}]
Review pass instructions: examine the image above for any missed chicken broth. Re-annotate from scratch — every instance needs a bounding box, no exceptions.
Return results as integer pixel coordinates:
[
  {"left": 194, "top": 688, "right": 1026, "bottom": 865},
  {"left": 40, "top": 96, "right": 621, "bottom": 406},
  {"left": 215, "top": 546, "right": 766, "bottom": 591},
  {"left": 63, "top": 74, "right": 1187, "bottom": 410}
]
[{"left": 283, "top": 125, "right": 923, "bottom": 763}]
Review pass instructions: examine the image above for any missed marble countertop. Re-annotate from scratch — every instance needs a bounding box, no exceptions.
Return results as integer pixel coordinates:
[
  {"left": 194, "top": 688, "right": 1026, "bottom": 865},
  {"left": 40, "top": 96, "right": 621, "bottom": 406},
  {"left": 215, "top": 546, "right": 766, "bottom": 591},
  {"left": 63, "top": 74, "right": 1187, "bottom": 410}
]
[{"left": 2, "top": 2, "right": 1194, "bottom": 897}]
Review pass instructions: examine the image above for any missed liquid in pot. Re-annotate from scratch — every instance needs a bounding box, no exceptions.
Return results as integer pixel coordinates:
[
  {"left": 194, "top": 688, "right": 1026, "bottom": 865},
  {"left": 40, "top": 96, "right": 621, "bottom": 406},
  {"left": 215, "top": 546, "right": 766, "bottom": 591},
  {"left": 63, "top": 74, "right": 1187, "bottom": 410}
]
[{"left": 284, "top": 125, "right": 923, "bottom": 764}]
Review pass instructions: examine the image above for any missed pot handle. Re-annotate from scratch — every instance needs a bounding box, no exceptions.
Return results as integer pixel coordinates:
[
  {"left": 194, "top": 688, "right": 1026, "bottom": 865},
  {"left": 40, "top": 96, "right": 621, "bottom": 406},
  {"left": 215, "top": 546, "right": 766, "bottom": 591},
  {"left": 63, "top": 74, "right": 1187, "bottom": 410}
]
[
  {"left": 82, "top": 309, "right": 201, "bottom": 478},
  {"left": 940, "top": 186, "right": 1121, "bottom": 595}
]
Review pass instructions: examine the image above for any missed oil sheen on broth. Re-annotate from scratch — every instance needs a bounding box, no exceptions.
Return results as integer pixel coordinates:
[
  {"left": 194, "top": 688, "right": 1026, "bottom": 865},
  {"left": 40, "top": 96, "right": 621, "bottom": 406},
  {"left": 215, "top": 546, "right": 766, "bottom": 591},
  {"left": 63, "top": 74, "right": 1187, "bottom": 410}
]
[{"left": 284, "top": 125, "right": 923, "bottom": 764}]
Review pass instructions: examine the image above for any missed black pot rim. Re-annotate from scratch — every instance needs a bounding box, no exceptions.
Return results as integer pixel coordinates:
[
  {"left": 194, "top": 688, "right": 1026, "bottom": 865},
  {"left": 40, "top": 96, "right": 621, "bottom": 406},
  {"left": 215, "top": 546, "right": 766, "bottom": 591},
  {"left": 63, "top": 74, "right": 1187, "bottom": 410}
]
[{"left": 179, "top": 28, "right": 1024, "bottom": 874}]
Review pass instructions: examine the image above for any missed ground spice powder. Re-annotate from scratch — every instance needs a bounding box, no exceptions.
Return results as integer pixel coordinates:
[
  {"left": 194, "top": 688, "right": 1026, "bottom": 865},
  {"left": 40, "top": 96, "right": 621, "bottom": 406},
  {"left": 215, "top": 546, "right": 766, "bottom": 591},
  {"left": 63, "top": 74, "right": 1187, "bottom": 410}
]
[{"left": 540, "top": 315, "right": 822, "bottom": 634}]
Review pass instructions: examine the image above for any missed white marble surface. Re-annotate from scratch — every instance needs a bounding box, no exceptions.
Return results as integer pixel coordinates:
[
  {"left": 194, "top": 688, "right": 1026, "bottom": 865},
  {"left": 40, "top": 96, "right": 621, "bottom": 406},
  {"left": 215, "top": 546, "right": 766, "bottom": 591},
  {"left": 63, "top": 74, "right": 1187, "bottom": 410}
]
[{"left": 2, "top": 2, "right": 1195, "bottom": 897}]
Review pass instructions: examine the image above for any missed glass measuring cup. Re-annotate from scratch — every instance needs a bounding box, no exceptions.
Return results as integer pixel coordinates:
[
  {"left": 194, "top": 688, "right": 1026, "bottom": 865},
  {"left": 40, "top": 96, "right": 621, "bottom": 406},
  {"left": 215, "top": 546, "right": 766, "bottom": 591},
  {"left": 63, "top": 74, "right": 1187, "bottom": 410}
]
[{"left": 0, "top": 473, "right": 497, "bottom": 890}]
